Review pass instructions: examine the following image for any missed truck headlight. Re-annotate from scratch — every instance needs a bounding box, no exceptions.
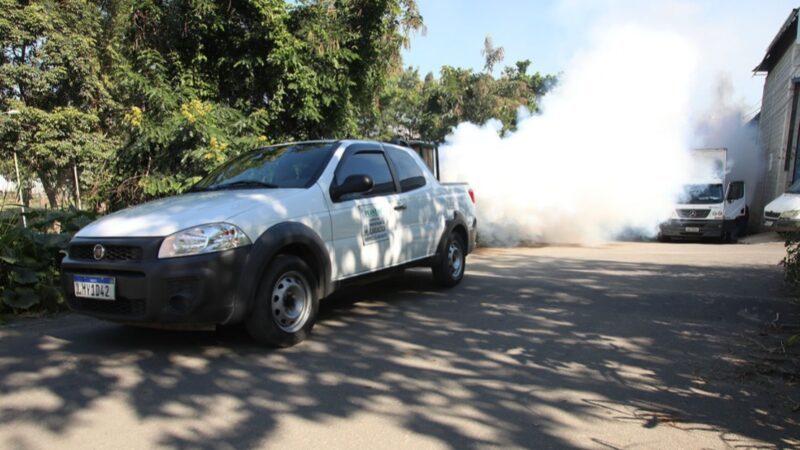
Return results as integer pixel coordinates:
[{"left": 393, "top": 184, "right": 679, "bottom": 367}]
[
  {"left": 710, "top": 209, "right": 723, "bottom": 219},
  {"left": 780, "top": 210, "right": 800, "bottom": 220},
  {"left": 158, "top": 223, "right": 251, "bottom": 258}
]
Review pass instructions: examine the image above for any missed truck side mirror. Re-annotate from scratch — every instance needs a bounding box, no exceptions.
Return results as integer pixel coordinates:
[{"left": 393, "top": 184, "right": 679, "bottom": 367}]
[{"left": 331, "top": 175, "right": 374, "bottom": 201}]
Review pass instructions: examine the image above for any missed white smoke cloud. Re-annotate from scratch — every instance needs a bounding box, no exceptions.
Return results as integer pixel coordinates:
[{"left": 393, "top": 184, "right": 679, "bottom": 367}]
[
  {"left": 549, "top": 0, "right": 793, "bottom": 111},
  {"left": 439, "top": 25, "right": 699, "bottom": 245},
  {"left": 694, "top": 77, "right": 762, "bottom": 206}
]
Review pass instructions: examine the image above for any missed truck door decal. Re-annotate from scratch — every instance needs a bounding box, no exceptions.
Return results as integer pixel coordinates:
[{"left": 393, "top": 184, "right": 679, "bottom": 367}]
[{"left": 360, "top": 205, "right": 389, "bottom": 244}]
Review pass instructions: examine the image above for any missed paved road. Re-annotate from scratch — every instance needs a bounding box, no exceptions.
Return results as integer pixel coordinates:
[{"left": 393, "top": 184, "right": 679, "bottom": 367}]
[{"left": 1, "top": 241, "right": 797, "bottom": 449}]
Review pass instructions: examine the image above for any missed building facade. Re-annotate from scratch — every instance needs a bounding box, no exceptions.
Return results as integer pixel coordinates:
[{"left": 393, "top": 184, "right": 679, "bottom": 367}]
[{"left": 756, "top": 8, "right": 800, "bottom": 213}]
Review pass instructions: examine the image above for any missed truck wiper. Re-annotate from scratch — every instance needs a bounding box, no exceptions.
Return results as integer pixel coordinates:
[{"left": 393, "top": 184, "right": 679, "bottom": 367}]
[{"left": 200, "top": 180, "right": 279, "bottom": 191}]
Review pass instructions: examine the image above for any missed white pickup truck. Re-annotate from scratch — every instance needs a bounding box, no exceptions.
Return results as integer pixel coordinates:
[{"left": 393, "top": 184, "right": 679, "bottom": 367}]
[{"left": 61, "top": 140, "right": 477, "bottom": 347}]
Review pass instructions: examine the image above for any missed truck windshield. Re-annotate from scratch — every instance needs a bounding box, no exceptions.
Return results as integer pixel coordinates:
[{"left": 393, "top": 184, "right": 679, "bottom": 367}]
[
  {"left": 787, "top": 179, "right": 800, "bottom": 194},
  {"left": 192, "top": 142, "right": 335, "bottom": 191},
  {"left": 680, "top": 184, "right": 723, "bottom": 204}
]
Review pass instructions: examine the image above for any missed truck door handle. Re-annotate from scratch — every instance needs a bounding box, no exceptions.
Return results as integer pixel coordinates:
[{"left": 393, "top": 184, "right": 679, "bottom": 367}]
[{"left": 394, "top": 203, "right": 407, "bottom": 211}]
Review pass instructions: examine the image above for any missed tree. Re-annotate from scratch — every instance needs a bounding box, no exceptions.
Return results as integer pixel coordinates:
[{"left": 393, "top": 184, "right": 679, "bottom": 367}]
[
  {"left": 0, "top": 0, "right": 116, "bottom": 209},
  {"left": 3, "top": 1, "right": 555, "bottom": 210},
  {"left": 369, "top": 41, "right": 556, "bottom": 143},
  {"left": 481, "top": 34, "right": 504, "bottom": 74},
  {"left": 104, "top": 0, "right": 423, "bottom": 204},
  {"left": 367, "top": 66, "right": 427, "bottom": 140}
]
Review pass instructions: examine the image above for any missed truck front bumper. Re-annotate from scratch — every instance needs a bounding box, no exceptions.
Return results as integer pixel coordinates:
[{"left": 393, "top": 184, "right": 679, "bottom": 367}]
[
  {"left": 659, "top": 219, "right": 726, "bottom": 238},
  {"left": 61, "top": 237, "right": 250, "bottom": 326},
  {"left": 763, "top": 217, "right": 800, "bottom": 232}
]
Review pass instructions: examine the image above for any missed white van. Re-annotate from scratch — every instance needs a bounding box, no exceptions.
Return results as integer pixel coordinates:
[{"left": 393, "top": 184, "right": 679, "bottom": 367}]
[
  {"left": 763, "top": 179, "right": 800, "bottom": 231},
  {"left": 659, "top": 148, "right": 748, "bottom": 243}
]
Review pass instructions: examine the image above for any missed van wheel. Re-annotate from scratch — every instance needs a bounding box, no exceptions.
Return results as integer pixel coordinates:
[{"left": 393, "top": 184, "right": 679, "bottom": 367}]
[
  {"left": 246, "top": 255, "right": 319, "bottom": 347},
  {"left": 432, "top": 232, "right": 466, "bottom": 288},
  {"left": 657, "top": 233, "right": 670, "bottom": 243}
]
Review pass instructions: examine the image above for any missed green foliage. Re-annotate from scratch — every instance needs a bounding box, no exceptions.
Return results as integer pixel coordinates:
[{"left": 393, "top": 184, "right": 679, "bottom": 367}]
[
  {"left": 0, "top": 0, "right": 118, "bottom": 209},
  {"left": 367, "top": 57, "right": 557, "bottom": 143},
  {"left": 106, "top": 0, "right": 423, "bottom": 205},
  {"left": 2, "top": 0, "right": 555, "bottom": 208},
  {"left": 781, "top": 232, "right": 800, "bottom": 346},
  {"left": 0, "top": 206, "right": 96, "bottom": 315},
  {"left": 1, "top": 0, "right": 425, "bottom": 207},
  {"left": 782, "top": 232, "right": 800, "bottom": 291}
]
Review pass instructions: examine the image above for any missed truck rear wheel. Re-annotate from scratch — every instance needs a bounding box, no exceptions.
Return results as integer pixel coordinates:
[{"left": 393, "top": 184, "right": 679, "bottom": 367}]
[
  {"left": 432, "top": 232, "right": 466, "bottom": 288},
  {"left": 246, "top": 255, "right": 319, "bottom": 347}
]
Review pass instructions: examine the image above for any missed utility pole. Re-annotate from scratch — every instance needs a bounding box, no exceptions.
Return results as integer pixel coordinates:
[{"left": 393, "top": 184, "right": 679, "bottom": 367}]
[
  {"left": 13, "top": 147, "right": 26, "bottom": 228},
  {"left": 73, "top": 161, "right": 81, "bottom": 210},
  {"left": 6, "top": 109, "right": 25, "bottom": 227}
]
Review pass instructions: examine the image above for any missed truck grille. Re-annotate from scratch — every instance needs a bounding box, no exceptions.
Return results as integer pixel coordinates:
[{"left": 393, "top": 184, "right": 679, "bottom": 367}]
[
  {"left": 676, "top": 209, "right": 710, "bottom": 219},
  {"left": 69, "top": 245, "right": 143, "bottom": 262},
  {"left": 764, "top": 211, "right": 781, "bottom": 219},
  {"left": 67, "top": 297, "right": 146, "bottom": 317}
]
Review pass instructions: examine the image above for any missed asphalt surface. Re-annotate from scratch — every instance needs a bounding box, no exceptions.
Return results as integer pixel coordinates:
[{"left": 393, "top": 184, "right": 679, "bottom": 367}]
[{"left": 1, "top": 240, "right": 798, "bottom": 449}]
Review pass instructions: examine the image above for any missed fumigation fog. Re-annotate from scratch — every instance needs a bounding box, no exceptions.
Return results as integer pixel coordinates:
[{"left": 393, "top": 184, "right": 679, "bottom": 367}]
[{"left": 439, "top": 25, "right": 761, "bottom": 246}]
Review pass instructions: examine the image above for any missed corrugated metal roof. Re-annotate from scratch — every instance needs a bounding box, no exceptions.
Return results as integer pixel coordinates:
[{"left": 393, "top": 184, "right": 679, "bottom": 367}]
[{"left": 754, "top": 8, "right": 798, "bottom": 73}]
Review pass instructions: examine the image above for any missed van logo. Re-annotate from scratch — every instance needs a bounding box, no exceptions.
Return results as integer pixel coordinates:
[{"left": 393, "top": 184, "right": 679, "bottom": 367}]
[{"left": 93, "top": 244, "right": 106, "bottom": 261}]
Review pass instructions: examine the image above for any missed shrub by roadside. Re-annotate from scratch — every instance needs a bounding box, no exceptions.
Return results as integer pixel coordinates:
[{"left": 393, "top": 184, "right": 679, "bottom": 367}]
[
  {"left": 780, "top": 232, "right": 800, "bottom": 347},
  {"left": 0, "top": 207, "right": 96, "bottom": 320}
]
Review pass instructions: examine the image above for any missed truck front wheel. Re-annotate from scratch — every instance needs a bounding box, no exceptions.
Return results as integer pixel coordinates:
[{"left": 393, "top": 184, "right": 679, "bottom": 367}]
[
  {"left": 432, "top": 232, "right": 466, "bottom": 288},
  {"left": 246, "top": 255, "right": 319, "bottom": 347}
]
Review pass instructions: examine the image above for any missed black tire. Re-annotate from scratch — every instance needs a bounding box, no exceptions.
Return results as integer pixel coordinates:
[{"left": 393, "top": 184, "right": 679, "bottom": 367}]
[
  {"left": 725, "top": 228, "right": 739, "bottom": 244},
  {"left": 432, "top": 232, "right": 466, "bottom": 288},
  {"left": 246, "top": 255, "right": 319, "bottom": 347},
  {"left": 657, "top": 233, "right": 670, "bottom": 243}
]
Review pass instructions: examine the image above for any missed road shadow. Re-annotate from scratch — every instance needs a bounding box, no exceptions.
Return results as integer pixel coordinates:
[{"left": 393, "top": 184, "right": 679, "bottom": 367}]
[{"left": 0, "top": 252, "right": 797, "bottom": 448}]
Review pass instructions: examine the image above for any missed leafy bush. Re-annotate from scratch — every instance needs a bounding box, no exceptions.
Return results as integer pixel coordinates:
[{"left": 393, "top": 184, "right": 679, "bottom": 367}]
[
  {"left": 783, "top": 232, "right": 800, "bottom": 291},
  {"left": 0, "top": 207, "right": 97, "bottom": 317},
  {"left": 781, "top": 232, "right": 800, "bottom": 346}
]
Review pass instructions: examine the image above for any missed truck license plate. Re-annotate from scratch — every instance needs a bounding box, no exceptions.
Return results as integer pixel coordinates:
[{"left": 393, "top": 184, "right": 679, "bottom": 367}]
[
  {"left": 685, "top": 227, "right": 700, "bottom": 233},
  {"left": 73, "top": 275, "right": 115, "bottom": 300}
]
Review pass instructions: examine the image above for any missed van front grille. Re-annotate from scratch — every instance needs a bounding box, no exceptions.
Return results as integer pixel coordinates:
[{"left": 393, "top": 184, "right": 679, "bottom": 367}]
[{"left": 676, "top": 209, "right": 710, "bottom": 219}]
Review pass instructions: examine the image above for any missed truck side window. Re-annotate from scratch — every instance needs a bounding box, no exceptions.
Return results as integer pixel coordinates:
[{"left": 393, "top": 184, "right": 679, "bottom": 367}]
[
  {"left": 387, "top": 148, "right": 427, "bottom": 192},
  {"left": 727, "top": 181, "right": 744, "bottom": 201},
  {"left": 335, "top": 152, "right": 396, "bottom": 198}
]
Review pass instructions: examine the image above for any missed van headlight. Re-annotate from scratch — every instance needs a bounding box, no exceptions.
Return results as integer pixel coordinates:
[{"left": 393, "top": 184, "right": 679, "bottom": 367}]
[
  {"left": 158, "top": 223, "right": 251, "bottom": 258},
  {"left": 780, "top": 210, "right": 800, "bottom": 220},
  {"left": 710, "top": 208, "right": 723, "bottom": 219}
]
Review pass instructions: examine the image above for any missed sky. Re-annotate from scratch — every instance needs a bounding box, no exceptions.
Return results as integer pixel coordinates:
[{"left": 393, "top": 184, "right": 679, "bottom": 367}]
[{"left": 401, "top": 0, "right": 799, "bottom": 114}]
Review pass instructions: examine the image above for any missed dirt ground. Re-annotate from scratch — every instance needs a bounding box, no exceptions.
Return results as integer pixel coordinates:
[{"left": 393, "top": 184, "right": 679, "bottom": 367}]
[{"left": 0, "top": 239, "right": 798, "bottom": 449}]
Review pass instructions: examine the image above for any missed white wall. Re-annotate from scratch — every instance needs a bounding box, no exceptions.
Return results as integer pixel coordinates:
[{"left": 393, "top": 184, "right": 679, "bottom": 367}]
[
  {"left": 759, "top": 42, "right": 800, "bottom": 211},
  {"left": 0, "top": 176, "right": 16, "bottom": 193}
]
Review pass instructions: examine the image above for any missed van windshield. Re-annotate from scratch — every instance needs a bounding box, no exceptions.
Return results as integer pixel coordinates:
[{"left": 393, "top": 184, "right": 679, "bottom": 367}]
[
  {"left": 680, "top": 184, "right": 723, "bottom": 204},
  {"left": 191, "top": 142, "right": 335, "bottom": 191},
  {"left": 787, "top": 179, "right": 800, "bottom": 194}
]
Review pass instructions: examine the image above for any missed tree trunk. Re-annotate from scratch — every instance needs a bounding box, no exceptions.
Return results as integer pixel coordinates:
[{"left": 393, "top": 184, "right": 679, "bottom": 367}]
[{"left": 37, "top": 172, "right": 59, "bottom": 209}]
